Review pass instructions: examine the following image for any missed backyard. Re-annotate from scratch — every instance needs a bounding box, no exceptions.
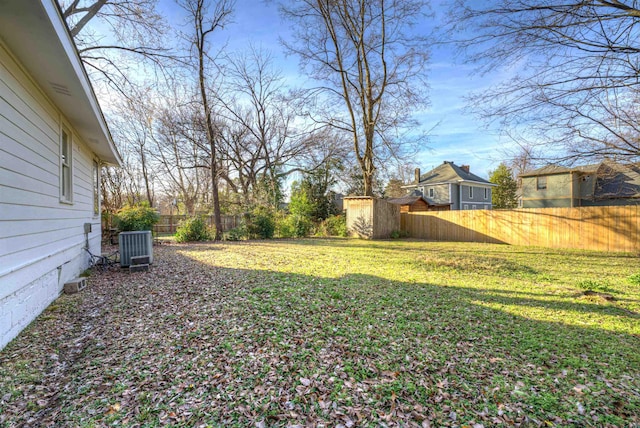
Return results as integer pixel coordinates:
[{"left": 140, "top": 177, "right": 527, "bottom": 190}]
[{"left": 1, "top": 239, "right": 639, "bottom": 427}]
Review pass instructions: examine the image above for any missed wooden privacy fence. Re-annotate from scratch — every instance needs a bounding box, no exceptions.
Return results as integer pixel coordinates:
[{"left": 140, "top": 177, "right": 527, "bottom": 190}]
[
  {"left": 154, "top": 214, "right": 241, "bottom": 235},
  {"left": 401, "top": 206, "right": 640, "bottom": 252}
]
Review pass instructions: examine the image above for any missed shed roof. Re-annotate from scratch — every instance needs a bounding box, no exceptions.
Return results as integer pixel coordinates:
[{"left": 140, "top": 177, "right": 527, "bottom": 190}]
[
  {"left": 387, "top": 195, "right": 427, "bottom": 205},
  {"left": 387, "top": 195, "right": 450, "bottom": 207}
]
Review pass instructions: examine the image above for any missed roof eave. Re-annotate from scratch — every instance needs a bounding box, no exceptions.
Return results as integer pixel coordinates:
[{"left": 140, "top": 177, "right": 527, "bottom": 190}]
[
  {"left": 457, "top": 179, "right": 497, "bottom": 187},
  {"left": 0, "top": 0, "right": 121, "bottom": 166}
]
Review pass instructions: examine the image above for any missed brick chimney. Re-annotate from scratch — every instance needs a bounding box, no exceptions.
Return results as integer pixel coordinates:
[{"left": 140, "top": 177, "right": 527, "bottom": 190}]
[
  {"left": 460, "top": 164, "right": 470, "bottom": 173},
  {"left": 414, "top": 168, "right": 420, "bottom": 183}
]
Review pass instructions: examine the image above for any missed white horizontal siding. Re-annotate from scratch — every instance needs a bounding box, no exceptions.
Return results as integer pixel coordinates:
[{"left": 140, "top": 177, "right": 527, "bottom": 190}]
[
  {"left": 1, "top": 182, "right": 60, "bottom": 206},
  {"left": 0, "top": 217, "right": 82, "bottom": 239},
  {"left": 1, "top": 226, "right": 80, "bottom": 258},
  {"left": 0, "top": 50, "right": 58, "bottom": 137},
  {"left": 72, "top": 143, "right": 94, "bottom": 206},
  {"left": 0, "top": 40, "right": 102, "bottom": 349},
  {"left": 0, "top": 201, "right": 91, "bottom": 221},
  {"left": 0, "top": 135, "right": 58, "bottom": 185}
]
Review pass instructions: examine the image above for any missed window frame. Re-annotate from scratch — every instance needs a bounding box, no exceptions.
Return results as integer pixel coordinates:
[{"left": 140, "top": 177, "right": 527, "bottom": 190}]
[
  {"left": 93, "top": 159, "right": 100, "bottom": 216},
  {"left": 428, "top": 188, "right": 434, "bottom": 198},
  {"left": 537, "top": 176, "right": 547, "bottom": 190},
  {"left": 468, "top": 186, "right": 473, "bottom": 198},
  {"left": 60, "top": 126, "right": 73, "bottom": 203},
  {"left": 484, "top": 188, "right": 489, "bottom": 199}
]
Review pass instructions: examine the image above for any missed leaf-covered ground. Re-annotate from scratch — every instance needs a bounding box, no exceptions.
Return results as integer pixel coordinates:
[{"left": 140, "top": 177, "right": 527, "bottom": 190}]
[{"left": 1, "top": 239, "right": 639, "bottom": 427}]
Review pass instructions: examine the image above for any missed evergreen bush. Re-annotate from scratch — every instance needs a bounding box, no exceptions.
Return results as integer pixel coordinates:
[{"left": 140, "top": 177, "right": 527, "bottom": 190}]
[
  {"left": 114, "top": 202, "right": 160, "bottom": 231},
  {"left": 175, "top": 217, "right": 213, "bottom": 243},
  {"left": 288, "top": 214, "right": 314, "bottom": 237},
  {"left": 275, "top": 213, "right": 295, "bottom": 238},
  {"left": 321, "top": 214, "right": 347, "bottom": 237},
  {"left": 245, "top": 206, "right": 275, "bottom": 239},
  {"left": 224, "top": 226, "right": 247, "bottom": 241}
]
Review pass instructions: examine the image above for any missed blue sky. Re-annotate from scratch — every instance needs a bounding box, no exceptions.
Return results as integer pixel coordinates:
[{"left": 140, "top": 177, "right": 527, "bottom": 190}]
[{"left": 158, "top": 0, "right": 508, "bottom": 180}]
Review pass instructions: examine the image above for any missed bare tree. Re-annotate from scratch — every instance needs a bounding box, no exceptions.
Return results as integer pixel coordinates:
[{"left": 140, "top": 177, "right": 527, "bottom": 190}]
[
  {"left": 178, "top": 0, "right": 234, "bottom": 240},
  {"left": 59, "top": 0, "right": 173, "bottom": 96},
  {"left": 151, "top": 103, "right": 211, "bottom": 215},
  {"left": 101, "top": 150, "right": 148, "bottom": 211},
  {"left": 280, "top": 0, "right": 430, "bottom": 196},
  {"left": 216, "top": 117, "right": 261, "bottom": 205},
  {"left": 502, "top": 142, "right": 546, "bottom": 179},
  {"left": 101, "top": 165, "right": 128, "bottom": 215},
  {"left": 215, "top": 47, "right": 298, "bottom": 206},
  {"left": 215, "top": 47, "right": 348, "bottom": 208},
  {"left": 448, "top": 0, "right": 640, "bottom": 164},
  {"left": 110, "top": 87, "right": 159, "bottom": 206}
]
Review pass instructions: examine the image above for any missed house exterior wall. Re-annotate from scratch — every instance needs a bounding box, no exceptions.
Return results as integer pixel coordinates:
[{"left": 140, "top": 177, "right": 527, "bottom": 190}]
[
  {"left": 459, "top": 184, "right": 492, "bottom": 210},
  {"left": 450, "top": 183, "right": 460, "bottom": 210},
  {"left": 521, "top": 174, "right": 574, "bottom": 208},
  {"left": 0, "top": 41, "right": 101, "bottom": 349},
  {"left": 420, "top": 183, "right": 450, "bottom": 205},
  {"left": 576, "top": 173, "right": 591, "bottom": 200}
]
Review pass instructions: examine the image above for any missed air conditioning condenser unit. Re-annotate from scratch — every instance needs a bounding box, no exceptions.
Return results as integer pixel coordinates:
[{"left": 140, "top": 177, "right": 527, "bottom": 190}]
[{"left": 119, "top": 231, "right": 153, "bottom": 267}]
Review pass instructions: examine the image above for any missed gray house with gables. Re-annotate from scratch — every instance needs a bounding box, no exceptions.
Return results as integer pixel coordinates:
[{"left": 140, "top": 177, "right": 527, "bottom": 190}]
[
  {"left": 404, "top": 161, "right": 496, "bottom": 210},
  {"left": 520, "top": 160, "right": 640, "bottom": 208}
]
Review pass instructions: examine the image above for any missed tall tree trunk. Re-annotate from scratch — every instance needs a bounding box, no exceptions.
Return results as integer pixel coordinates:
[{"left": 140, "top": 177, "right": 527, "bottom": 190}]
[
  {"left": 140, "top": 148, "right": 154, "bottom": 206},
  {"left": 199, "top": 68, "right": 223, "bottom": 239},
  {"left": 193, "top": 0, "right": 226, "bottom": 239}
]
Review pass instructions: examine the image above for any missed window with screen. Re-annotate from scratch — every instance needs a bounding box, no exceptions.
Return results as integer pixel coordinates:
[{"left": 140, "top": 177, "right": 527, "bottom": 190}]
[
  {"left": 93, "top": 160, "right": 100, "bottom": 215},
  {"left": 60, "top": 128, "right": 72, "bottom": 202}
]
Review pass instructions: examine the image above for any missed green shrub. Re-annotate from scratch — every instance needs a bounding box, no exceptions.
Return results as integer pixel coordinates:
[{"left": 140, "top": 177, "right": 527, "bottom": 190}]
[
  {"left": 288, "top": 214, "right": 314, "bottom": 237},
  {"left": 114, "top": 202, "right": 159, "bottom": 231},
  {"left": 274, "top": 213, "right": 313, "bottom": 238},
  {"left": 316, "top": 214, "right": 347, "bottom": 237},
  {"left": 224, "top": 226, "right": 247, "bottom": 241},
  {"left": 245, "top": 207, "right": 275, "bottom": 239},
  {"left": 175, "top": 217, "right": 213, "bottom": 243},
  {"left": 286, "top": 183, "right": 315, "bottom": 237},
  {"left": 390, "top": 229, "right": 409, "bottom": 239},
  {"left": 275, "top": 213, "right": 295, "bottom": 238}
]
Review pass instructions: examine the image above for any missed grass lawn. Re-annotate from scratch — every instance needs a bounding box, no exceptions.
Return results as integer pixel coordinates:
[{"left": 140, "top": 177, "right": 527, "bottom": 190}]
[{"left": 1, "top": 239, "right": 639, "bottom": 427}]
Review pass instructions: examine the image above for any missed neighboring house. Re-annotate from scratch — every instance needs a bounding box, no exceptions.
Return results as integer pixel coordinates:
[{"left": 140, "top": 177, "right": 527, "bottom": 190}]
[
  {"left": 404, "top": 161, "right": 496, "bottom": 210},
  {"left": 520, "top": 160, "right": 640, "bottom": 208},
  {"left": 387, "top": 192, "right": 450, "bottom": 212},
  {"left": 0, "top": 0, "right": 121, "bottom": 349}
]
